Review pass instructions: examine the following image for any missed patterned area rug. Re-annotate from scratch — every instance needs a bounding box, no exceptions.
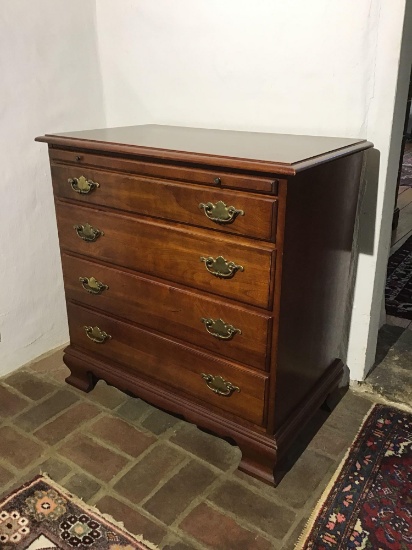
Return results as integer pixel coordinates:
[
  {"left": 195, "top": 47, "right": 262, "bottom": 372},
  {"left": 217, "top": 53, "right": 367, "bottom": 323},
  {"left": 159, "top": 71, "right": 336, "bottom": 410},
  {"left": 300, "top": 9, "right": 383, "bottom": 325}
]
[
  {"left": 296, "top": 404, "right": 412, "bottom": 549},
  {"left": 0, "top": 476, "right": 157, "bottom": 549},
  {"left": 401, "top": 142, "right": 412, "bottom": 187},
  {"left": 386, "top": 234, "right": 412, "bottom": 320}
]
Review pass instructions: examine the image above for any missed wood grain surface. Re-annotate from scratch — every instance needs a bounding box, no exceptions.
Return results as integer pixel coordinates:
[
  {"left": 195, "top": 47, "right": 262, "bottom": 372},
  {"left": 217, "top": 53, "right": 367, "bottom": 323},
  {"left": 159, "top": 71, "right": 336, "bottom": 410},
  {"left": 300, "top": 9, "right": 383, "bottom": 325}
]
[
  {"left": 67, "top": 302, "right": 268, "bottom": 426},
  {"left": 55, "top": 201, "right": 276, "bottom": 309},
  {"left": 62, "top": 253, "right": 272, "bottom": 370},
  {"left": 51, "top": 163, "right": 278, "bottom": 240}
]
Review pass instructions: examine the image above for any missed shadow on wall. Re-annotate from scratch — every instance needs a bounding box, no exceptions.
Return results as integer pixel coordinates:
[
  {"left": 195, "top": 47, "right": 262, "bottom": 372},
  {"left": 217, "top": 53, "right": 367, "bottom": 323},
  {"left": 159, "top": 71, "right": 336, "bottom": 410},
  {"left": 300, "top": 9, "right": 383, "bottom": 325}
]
[
  {"left": 339, "top": 148, "right": 380, "bottom": 379},
  {"left": 358, "top": 148, "right": 381, "bottom": 256}
]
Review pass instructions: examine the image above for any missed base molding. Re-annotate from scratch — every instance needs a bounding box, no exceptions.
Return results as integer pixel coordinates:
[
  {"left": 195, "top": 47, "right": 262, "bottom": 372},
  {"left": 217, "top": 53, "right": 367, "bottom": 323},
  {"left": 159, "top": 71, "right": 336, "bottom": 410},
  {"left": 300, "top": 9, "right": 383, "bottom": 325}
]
[{"left": 64, "top": 346, "right": 344, "bottom": 486}]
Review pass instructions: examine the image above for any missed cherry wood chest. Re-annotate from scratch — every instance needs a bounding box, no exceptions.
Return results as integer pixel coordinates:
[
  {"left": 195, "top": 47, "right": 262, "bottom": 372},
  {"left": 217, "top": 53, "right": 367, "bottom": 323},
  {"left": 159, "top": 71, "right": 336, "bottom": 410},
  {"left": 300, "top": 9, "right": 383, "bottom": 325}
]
[{"left": 36, "top": 125, "right": 372, "bottom": 485}]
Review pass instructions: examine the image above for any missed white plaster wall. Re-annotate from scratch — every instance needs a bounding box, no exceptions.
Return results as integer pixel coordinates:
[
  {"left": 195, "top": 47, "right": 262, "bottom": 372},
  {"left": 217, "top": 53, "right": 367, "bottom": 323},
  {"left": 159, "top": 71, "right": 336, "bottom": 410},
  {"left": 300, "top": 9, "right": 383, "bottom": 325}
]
[
  {"left": 96, "top": 0, "right": 379, "bottom": 136},
  {"left": 96, "top": 0, "right": 411, "bottom": 381},
  {"left": 0, "top": 1, "right": 105, "bottom": 375},
  {"left": 2, "top": 0, "right": 410, "bottom": 381},
  {"left": 347, "top": 1, "right": 412, "bottom": 379}
]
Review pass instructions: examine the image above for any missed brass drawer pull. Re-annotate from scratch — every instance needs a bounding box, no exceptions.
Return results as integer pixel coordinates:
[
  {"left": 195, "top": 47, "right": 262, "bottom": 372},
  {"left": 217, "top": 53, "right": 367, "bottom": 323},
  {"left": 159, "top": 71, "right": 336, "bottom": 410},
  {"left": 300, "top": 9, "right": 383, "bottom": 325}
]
[
  {"left": 199, "top": 201, "right": 244, "bottom": 224},
  {"left": 201, "top": 318, "right": 241, "bottom": 340},
  {"left": 74, "top": 223, "right": 104, "bottom": 242},
  {"left": 83, "top": 325, "right": 111, "bottom": 344},
  {"left": 200, "top": 255, "right": 244, "bottom": 279},
  {"left": 69, "top": 175, "right": 100, "bottom": 194},
  {"left": 79, "top": 276, "right": 108, "bottom": 295},
  {"left": 201, "top": 373, "right": 240, "bottom": 396}
]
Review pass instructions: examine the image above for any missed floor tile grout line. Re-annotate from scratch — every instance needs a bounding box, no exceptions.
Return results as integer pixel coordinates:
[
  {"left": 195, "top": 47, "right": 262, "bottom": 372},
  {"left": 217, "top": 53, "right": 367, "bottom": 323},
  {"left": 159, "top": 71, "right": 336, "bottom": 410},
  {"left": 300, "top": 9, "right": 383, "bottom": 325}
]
[
  {"left": 9, "top": 392, "right": 84, "bottom": 432},
  {"left": 0, "top": 457, "right": 29, "bottom": 479},
  {"left": 163, "top": 526, "right": 224, "bottom": 550},
  {"left": 149, "top": 470, "right": 226, "bottom": 527},
  {"left": 3, "top": 371, "right": 345, "bottom": 502},
  {"left": 53, "top": 454, "right": 256, "bottom": 548},
  {"left": 115, "top": 401, "right": 158, "bottom": 426},
  {"left": 158, "top": 531, "right": 208, "bottom": 550},
  {"left": 164, "top": 470, "right": 235, "bottom": 531},
  {"left": 0, "top": 380, "right": 33, "bottom": 403},
  {"left": 224, "top": 469, "right": 299, "bottom": 513},
  {"left": 274, "top": 463, "right": 339, "bottom": 547},
  {"left": 6, "top": 378, "right": 173, "bottom": 455},
  {"left": 80, "top": 426, "right": 237, "bottom": 489},
  {"left": 23, "top": 406, "right": 109, "bottom": 449},
  {"left": 158, "top": 465, "right": 281, "bottom": 547},
  {"left": 0, "top": 381, "right": 58, "bottom": 416},
  {"left": 75, "top": 434, "right": 191, "bottom": 486},
  {"left": 0, "top": 446, "right": 73, "bottom": 497},
  {"left": 76, "top": 425, "right": 158, "bottom": 461},
  {"left": 56, "top": 409, "right": 299, "bottom": 528},
  {"left": 0, "top": 420, "right": 49, "bottom": 453},
  {"left": 204, "top": 498, "right": 285, "bottom": 546},
  {"left": 136, "top": 455, "right": 194, "bottom": 509},
  {"left": 5, "top": 378, "right": 349, "bottom": 522},
  {"left": 112, "top": 409, "right": 187, "bottom": 443},
  {"left": 56, "top": 435, "right": 191, "bottom": 496},
  {"left": 33, "top": 407, "right": 109, "bottom": 447},
  {"left": 8, "top": 366, "right": 342, "bottom": 504},
  {"left": 87, "top": 483, "right": 181, "bottom": 536},
  {"left": 47, "top": 453, "right": 123, "bottom": 494},
  {"left": 161, "top": 438, "right": 242, "bottom": 476},
  {"left": 1, "top": 351, "right": 393, "bottom": 550},
  {"left": 0, "top": 434, "right": 300, "bottom": 542}
]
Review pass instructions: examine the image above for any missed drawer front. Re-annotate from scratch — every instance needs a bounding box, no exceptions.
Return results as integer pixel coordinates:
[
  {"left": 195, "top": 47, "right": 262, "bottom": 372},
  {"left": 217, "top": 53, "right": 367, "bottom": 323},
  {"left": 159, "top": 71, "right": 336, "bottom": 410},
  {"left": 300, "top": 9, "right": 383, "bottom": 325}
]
[
  {"left": 61, "top": 254, "right": 271, "bottom": 370},
  {"left": 68, "top": 303, "right": 267, "bottom": 425},
  {"left": 55, "top": 202, "right": 275, "bottom": 309},
  {"left": 51, "top": 164, "right": 277, "bottom": 241},
  {"left": 49, "top": 149, "right": 279, "bottom": 194}
]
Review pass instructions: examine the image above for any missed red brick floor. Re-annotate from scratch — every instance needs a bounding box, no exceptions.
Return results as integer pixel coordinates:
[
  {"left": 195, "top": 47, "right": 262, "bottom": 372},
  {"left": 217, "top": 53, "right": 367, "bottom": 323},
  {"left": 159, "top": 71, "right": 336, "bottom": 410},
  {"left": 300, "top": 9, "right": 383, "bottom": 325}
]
[{"left": 0, "top": 348, "right": 380, "bottom": 549}]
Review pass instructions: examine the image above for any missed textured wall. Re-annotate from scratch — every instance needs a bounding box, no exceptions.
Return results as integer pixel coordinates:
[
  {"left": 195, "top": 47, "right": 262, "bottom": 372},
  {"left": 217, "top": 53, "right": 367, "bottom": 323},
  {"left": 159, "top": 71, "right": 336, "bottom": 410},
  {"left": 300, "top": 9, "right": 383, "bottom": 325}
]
[
  {"left": 96, "top": 1, "right": 377, "bottom": 137},
  {"left": 0, "top": 1, "right": 106, "bottom": 375},
  {"left": 95, "top": 0, "right": 411, "bottom": 380},
  {"left": 2, "top": 0, "right": 411, "bottom": 381}
]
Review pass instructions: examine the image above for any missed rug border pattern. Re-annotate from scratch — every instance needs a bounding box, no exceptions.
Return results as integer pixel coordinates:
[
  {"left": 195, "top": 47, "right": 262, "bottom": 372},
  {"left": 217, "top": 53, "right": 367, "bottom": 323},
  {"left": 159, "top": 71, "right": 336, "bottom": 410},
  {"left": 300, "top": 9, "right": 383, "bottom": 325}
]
[
  {"left": 294, "top": 402, "right": 411, "bottom": 549},
  {"left": 0, "top": 474, "right": 159, "bottom": 550}
]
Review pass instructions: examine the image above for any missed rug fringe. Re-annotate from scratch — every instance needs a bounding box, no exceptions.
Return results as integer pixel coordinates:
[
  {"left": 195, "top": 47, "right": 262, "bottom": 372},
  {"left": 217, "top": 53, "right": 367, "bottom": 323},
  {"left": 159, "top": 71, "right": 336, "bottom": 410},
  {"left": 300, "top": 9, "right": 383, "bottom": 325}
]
[
  {"left": 40, "top": 473, "right": 159, "bottom": 550},
  {"left": 293, "top": 403, "right": 378, "bottom": 550}
]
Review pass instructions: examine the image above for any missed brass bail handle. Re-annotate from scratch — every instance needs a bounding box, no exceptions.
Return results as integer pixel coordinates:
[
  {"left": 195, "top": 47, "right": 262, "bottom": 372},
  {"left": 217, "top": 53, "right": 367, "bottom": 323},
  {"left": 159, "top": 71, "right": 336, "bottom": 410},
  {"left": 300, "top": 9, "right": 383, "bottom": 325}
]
[
  {"left": 199, "top": 200, "right": 244, "bottom": 224},
  {"left": 73, "top": 223, "right": 104, "bottom": 242},
  {"left": 201, "top": 318, "right": 241, "bottom": 340},
  {"left": 69, "top": 176, "right": 100, "bottom": 194},
  {"left": 201, "top": 373, "right": 240, "bottom": 396},
  {"left": 79, "top": 276, "right": 108, "bottom": 295},
  {"left": 200, "top": 255, "right": 244, "bottom": 279},
  {"left": 83, "top": 326, "right": 111, "bottom": 344}
]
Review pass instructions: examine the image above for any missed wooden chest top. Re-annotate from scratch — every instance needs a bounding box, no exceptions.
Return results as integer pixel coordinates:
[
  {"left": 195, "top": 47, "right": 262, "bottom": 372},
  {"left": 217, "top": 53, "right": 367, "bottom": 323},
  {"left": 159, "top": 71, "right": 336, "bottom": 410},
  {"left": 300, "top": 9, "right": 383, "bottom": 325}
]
[{"left": 36, "top": 124, "right": 371, "bottom": 175}]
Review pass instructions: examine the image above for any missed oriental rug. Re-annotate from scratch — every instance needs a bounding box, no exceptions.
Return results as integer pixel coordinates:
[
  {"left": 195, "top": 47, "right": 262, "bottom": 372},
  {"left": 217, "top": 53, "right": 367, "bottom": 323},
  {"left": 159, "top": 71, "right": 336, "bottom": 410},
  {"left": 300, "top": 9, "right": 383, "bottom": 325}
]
[
  {"left": 296, "top": 404, "right": 412, "bottom": 549},
  {"left": 0, "top": 475, "right": 157, "bottom": 549},
  {"left": 386, "top": 234, "right": 412, "bottom": 320}
]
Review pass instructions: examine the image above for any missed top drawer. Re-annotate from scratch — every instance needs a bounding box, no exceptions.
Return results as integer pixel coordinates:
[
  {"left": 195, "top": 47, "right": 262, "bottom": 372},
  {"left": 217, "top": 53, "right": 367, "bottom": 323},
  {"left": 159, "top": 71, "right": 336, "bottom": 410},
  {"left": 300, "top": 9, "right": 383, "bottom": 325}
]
[
  {"left": 51, "top": 164, "right": 277, "bottom": 242},
  {"left": 49, "top": 148, "right": 279, "bottom": 194}
]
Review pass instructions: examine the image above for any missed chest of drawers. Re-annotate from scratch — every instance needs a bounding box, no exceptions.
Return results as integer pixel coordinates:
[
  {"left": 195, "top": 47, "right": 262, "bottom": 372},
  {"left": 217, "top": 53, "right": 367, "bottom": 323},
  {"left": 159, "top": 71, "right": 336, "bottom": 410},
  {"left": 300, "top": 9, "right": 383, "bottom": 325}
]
[{"left": 36, "top": 125, "right": 372, "bottom": 485}]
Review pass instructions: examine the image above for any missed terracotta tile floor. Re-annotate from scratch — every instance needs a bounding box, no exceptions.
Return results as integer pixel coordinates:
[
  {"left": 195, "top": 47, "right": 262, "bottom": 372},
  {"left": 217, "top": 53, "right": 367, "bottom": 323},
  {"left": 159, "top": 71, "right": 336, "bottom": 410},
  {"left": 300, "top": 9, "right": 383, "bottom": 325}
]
[{"left": 0, "top": 348, "right": 394, "bottom": 549}]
